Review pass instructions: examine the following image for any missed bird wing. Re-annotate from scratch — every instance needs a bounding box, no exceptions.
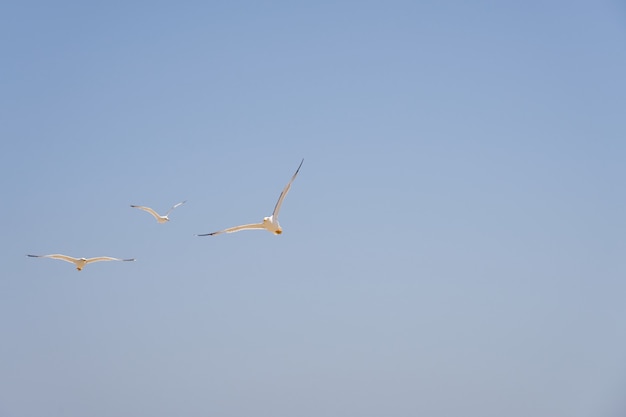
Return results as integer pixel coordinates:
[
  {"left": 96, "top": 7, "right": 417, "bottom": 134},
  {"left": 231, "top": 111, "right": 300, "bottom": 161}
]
[
  {"left": 85, "top": 257, "right": 135, "bottom": 264},
  {"left": 28, "top": 254, "right": 80, "bottom": 264},
  {"left": 165, "top": 200, "right": 186, "bottom": 216},
  {"left": 130, "top": 205, "right": 162, "bottom": 220},
  {"left": 272, "top": 158, "right": 304, "bottom": 219},
  {"left": 197, "top": 223, "right": 265, "bottom": 236}
]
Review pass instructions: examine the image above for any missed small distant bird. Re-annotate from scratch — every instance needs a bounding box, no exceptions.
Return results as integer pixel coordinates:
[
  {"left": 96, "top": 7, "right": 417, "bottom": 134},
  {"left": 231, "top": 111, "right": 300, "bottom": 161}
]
[
  {"left": 130, "top": 200, "right": 186, "bottom": 223},
  {"left": 197, "top": 159, "right": 303, "bottom": 236},
  {"left": 27, "top": 254, "right": 135, "bottom": 271}
]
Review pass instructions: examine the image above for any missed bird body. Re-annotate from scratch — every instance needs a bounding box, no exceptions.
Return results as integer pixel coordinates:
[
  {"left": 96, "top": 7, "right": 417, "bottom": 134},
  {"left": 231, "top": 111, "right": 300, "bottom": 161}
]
[
  {"left": 27, "top": 254, "right": 135, "bottom": 271},
  {"left": 198, "top": 159, "right": 303, "bottom": 236},
  {"left": 131, "top": 201, "right": 186, "bottom": 223}
]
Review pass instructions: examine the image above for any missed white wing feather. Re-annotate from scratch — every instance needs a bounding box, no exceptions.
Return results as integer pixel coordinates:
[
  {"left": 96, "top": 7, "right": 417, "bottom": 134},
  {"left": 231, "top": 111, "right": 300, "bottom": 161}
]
[
  {"left": 85, "top": 257, "right": 135, "bottom": 264},
  {"left": 197, "top": 223, "right": 265, "bottom": 236},
  {"left": 131, "top": 205, "right": 162, "bottom": 220},
  {"left": 272, "top": 158, "right": 303, "bottom": 219},
  {"left": 165, "top": 200, "right": 186, "bottom": 216},
  {"left": 28, "top": 254, "right": 79, "bottom": 264}
]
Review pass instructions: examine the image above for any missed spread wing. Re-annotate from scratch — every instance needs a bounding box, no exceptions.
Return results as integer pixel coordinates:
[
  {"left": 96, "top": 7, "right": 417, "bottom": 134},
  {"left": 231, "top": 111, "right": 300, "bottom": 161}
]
[
  {"left": 272, "top": 158, "right": 303, "bottom": 219},
  {"left": 85, "top": 257, "right": 135, "bottom": 264},
  {"left": 196, "top": 223, "right": 265, "bottom": 236},
  {"left": 130, "top": 205, "right": 162, "bottom": 220},
  {"left": 27, "top": 254, "right": 79, "bottom": 264},
  {"left": 165, "top": 200, "right": 186, "bottom": 216}
]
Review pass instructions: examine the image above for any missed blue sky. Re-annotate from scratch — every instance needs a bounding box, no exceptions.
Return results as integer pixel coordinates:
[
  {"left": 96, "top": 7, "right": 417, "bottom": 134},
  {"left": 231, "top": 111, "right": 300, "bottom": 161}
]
[{"left": 1, "top": 1, "right": 626, "bottom": 416}]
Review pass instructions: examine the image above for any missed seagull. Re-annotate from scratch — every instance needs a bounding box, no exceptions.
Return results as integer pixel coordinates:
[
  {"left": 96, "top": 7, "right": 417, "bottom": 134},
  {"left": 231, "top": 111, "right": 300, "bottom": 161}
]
[
  {"left": 27, "top": 254, "right": 135, "bottom": 271},
  {"left": 197, "top": 158, "right": 303, "bottom": 236},
  {"left": 130, "top": 200, "right": 186, "bottom": 223}
]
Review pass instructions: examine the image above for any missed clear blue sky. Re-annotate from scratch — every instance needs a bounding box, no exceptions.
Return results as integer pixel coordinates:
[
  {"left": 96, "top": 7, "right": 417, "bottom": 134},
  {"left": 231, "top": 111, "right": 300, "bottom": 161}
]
[{"left": 1, "top": 1, "right": 625, "bottom": 416}]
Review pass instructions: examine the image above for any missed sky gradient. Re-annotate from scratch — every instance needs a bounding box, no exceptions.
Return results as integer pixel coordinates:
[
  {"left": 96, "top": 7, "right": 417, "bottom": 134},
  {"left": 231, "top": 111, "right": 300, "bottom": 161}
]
[{"left": 1, "top": 1, "right": 626, "bottom": 416}]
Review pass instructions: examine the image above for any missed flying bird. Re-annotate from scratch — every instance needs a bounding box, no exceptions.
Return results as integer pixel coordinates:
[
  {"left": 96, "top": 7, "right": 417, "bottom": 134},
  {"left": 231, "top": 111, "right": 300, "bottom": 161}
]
[
  {"left": 130, "top": 200, "right": 186, "bottom": 223},
  {"left": 197, "top": 159, "right": 304, "bottom": 236},
  {"left": 27, "top": 254, "right": 135, "bottom": 271}
]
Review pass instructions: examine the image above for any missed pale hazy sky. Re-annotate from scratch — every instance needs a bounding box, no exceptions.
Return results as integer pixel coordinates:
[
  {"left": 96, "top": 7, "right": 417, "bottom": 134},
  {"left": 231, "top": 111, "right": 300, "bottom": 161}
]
[{"left": 1, "top": 1, "right": 626, "bottom": 416}]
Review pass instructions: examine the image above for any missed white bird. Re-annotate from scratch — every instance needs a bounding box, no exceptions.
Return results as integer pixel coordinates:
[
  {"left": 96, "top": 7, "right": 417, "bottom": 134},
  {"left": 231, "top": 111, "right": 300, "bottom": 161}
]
[
  {"left": 27, "top": 254, "right": 135, "bottom": 271},
  {"left": 197, "top": 159, "right": 304, "bottom": 236},
  {"left": 130, "top": 200, "right": 186, "bottom": 223}
]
